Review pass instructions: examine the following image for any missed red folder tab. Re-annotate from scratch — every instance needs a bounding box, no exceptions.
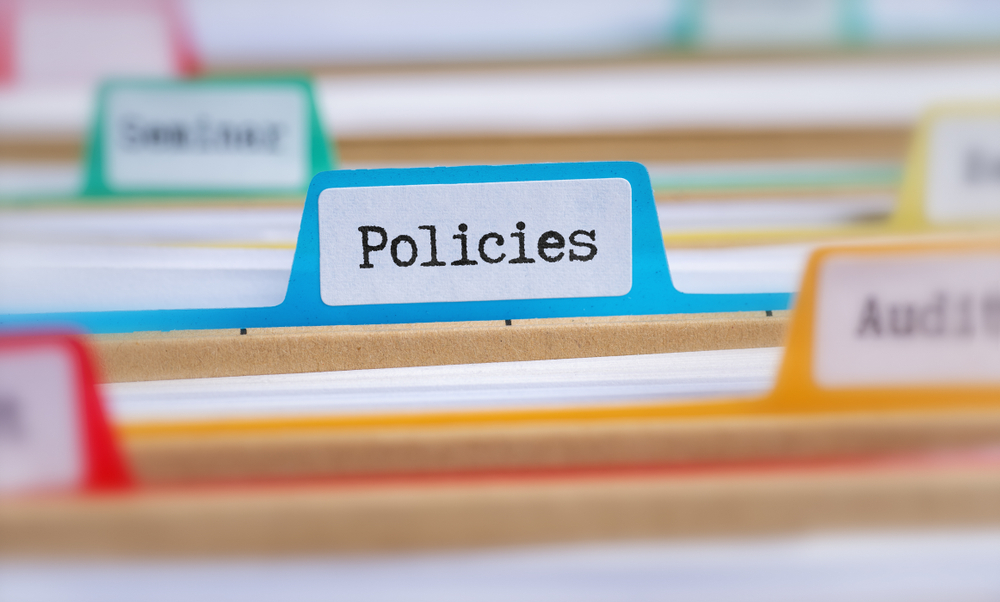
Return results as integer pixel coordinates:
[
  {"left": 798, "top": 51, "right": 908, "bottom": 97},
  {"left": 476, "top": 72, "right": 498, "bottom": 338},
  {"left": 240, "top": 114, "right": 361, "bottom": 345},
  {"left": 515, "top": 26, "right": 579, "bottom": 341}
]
[
  {"left": 0, "top": 1, "right": 13, "bottom": 84},
  {"left": 0, "top": 0, "right": 197, "bottom": 85},
  {"left": 0, "top": 332, "right": 130, "bottom": 496}
]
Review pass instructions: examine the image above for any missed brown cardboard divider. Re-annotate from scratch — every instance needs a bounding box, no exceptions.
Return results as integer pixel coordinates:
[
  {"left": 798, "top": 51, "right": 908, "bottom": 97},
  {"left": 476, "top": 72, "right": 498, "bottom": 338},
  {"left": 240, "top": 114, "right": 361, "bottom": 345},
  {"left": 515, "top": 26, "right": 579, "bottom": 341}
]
[
  {"left": 125, "top": 410, "right": 1000, "bottom": 485},
  {"left": 0, "top": 127, "right": 908, "bottom": 165},
  {"left": 4, "top": 451, "right": 1000, "bottom": 557},
  {"left": 93, "top": 311, "right": 788, "bottom": 383}
]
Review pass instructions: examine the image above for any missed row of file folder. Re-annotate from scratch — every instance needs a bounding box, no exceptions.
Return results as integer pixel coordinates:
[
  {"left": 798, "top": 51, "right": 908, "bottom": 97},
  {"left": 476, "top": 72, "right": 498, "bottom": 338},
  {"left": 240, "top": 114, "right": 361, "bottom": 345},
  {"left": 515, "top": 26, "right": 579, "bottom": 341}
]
[
  {"left": 6, "top": 0, "right": 1000, "bottom": 88},
  {"left": 3, "top": 12, "right": 1000, "bottom": 600},
  {"left": 3, "top": 237, "right": 1000, "bottom": 553}
]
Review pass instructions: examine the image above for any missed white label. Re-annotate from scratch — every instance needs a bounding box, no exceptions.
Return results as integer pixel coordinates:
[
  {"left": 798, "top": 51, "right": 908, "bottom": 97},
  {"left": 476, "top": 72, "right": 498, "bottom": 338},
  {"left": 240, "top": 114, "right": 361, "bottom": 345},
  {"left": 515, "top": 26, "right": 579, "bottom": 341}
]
[
  {"left": 104, "top": 86, "right": 308, "bottom": 190},
  {"left": 814, "top": 253, "right": 1000, "bottom": 388},
  {"left": 927, "top": 117, "right": 1000, "bottom": 224},
  {"left": 0, "top": 346, "right": 83, "bottom": 495},
  {"left": 318, "top": 178, "right": 632, "bottom": 306},
  {"left": 700, "top": 0, "right": 841, "bottom": 48}
]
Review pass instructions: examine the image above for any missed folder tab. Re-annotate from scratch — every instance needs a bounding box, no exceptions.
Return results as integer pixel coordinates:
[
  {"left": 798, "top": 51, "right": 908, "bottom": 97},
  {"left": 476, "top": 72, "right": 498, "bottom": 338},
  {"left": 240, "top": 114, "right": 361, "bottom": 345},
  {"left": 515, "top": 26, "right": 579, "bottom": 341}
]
[
  {"left": 0, "top": 332, "right": 129, "bottom": 496},
  {"left": 769, "top": 238, "right": 1000, "bottom": 414},
  {"left": 0, "top": 0, "right": 197, "bottom": 86},
  {"left": 82, "top": 77, "right": 333, "bottom": 197},
  {"left": 2, "top": 162, "right": 789, "bottom": 333},
  {"left": 894, "top": 104, "right": 1000, "bottom": 230}
]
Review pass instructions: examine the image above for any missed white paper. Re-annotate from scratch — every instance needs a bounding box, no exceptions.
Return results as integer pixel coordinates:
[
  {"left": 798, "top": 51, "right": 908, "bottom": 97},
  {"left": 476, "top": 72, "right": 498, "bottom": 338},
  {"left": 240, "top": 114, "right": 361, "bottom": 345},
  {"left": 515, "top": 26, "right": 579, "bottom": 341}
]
[
  {"left": 318, "top": 179, "right": 632, "bottom": 306},
  {"left": 656, "top": 196, "right": 893, "bottom": 233},
  {"left": 667, "top": 243, "right": 815, "bottom": 294},
  {"left": 814, "top": 252, "right": 1000, "bottom": 388},
  {"left": 108, "top": 347, "right": 779, "bottom": 423},
  {"left": 0, "top": 243, "right": 293, "bottom": 313}
]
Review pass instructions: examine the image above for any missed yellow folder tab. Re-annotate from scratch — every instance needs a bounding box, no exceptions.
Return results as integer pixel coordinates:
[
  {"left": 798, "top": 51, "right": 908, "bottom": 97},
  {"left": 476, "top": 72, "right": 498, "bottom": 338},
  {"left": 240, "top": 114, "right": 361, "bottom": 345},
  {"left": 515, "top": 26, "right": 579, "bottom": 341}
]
[
  {"left": 765, "top": 237, "right": 1000, "bottom": 415},
  {"left": 659, "top": 235, "right": 1000, "bottom": 417},
  {"left": 661, "top": 104, "right": 1000, "bottom": 247},
  {"left": 891, "top": 103, "right": 1000, "bottom": 231}
]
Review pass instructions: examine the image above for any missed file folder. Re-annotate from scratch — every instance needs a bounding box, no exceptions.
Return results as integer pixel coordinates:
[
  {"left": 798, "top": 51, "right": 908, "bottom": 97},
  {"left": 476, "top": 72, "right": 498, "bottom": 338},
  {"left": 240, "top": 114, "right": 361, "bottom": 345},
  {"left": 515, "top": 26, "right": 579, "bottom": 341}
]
[
  {"left": 2, "top": 161, "right": 792, "bottom": 382},
  {"left": 100, "top": 235, "right": 1000, "bottom": 485}
]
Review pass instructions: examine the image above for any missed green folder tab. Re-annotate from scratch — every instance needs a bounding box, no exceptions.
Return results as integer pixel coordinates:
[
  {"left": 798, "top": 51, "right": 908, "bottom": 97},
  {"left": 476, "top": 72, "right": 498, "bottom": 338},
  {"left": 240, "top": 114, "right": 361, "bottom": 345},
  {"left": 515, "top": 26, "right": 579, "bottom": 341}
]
[{"left": 82, "top": 77, "right": 334, "bottom": 198}]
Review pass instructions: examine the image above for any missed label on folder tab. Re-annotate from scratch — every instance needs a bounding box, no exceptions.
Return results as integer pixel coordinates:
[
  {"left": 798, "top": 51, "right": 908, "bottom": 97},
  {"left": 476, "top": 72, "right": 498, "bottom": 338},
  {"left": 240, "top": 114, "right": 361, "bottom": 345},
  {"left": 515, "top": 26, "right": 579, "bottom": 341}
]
[
  {"left": 83, "top": 78, "right": 333, "bottom": 196},
  {"left": 813, "top": 251, "right": 1000, "bottom": 388},
  {"left": 0, "top": 333, "right": 129, "bottom": 496},
  {"left": 694, "top": 0, "right": 845, "bottom": 49},
  {"left": 106, "top": 87, "right": 306, "bottom": 189},
  {"left": 318, "top": 178, "right": 633, "bottom": 306},
  {"left": 927, "top": 117, "right": 1000, "bottom": 224},
  {"left": 0, "top": 345, "right": 82, "bottom": 494},
  {"left": 895, "top": 106, "right": 1000, "bottom": 230}
]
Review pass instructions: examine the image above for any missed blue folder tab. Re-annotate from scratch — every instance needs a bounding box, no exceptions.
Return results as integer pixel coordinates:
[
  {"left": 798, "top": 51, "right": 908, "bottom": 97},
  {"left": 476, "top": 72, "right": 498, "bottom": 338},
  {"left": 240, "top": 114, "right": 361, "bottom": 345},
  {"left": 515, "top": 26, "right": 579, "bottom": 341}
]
[{"left": 1, "top": 162, "right": 791, "bottom": 334}]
